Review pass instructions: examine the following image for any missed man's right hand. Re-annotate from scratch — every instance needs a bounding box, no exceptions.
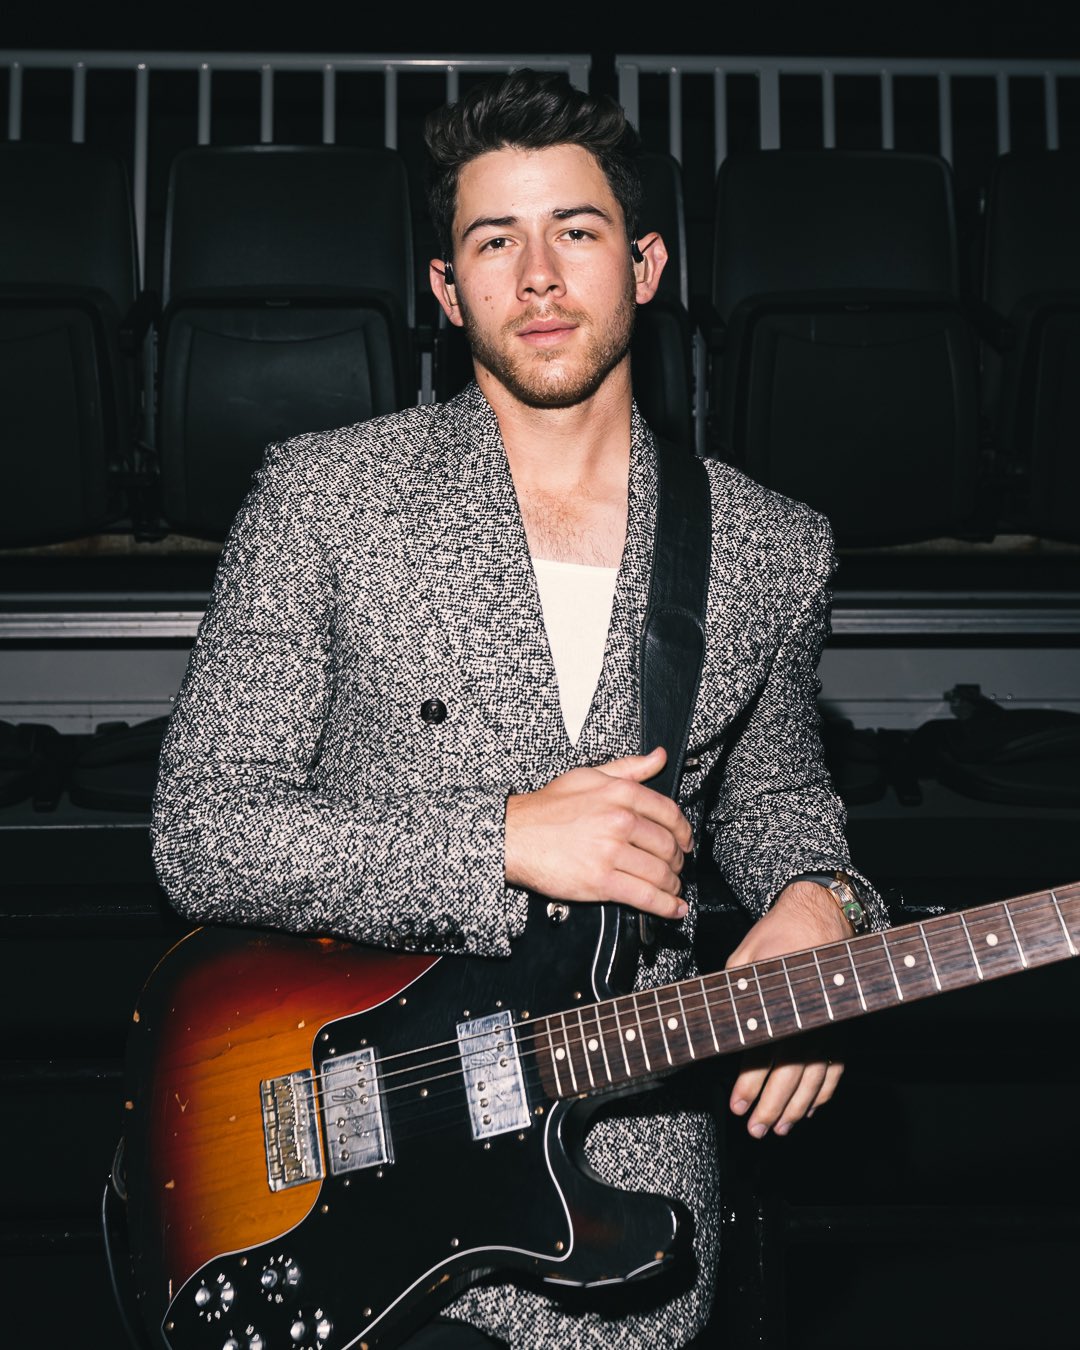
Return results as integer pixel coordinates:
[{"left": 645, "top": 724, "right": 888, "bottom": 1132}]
[{"left": 503, "top": 746, "right": 692, "bottom": 920}]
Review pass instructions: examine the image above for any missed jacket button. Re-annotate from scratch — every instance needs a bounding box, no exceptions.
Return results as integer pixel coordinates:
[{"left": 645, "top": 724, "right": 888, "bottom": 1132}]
[{"left": 420, "top": 698, "right": 447, "bottom": 724}]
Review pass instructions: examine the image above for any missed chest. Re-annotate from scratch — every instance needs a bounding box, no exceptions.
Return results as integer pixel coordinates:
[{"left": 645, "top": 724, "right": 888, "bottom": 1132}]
[{"left": 516, "top": 486, "right": 627, "bottom": 567}]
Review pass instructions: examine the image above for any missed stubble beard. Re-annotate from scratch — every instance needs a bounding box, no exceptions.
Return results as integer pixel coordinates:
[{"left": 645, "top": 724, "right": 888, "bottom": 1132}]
[{"left": 457, "top": 274, "right": 637, "bottom": 410}]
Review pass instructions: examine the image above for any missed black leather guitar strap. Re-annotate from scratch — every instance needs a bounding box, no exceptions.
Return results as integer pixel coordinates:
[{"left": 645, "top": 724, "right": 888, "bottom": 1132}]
[{"left": 638, "top": 437, "right": 711, "bottom": 947}]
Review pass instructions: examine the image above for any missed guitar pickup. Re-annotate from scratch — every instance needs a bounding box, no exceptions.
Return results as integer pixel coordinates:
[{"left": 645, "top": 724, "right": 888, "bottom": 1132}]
[
  {"left": 261, "top": 1068, "right": 324, "bottom": 1193},
  {"left": 321, "top": 1047, "right": 393, "bottom": 1174},
  {"left": 457, "top": 1011, "right": 532, "bottom": 1141}
]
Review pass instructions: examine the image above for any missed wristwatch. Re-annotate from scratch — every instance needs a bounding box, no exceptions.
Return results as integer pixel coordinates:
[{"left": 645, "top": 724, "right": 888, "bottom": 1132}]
[{"left": 789, "top": 869, "right": 870, "bottom": 934}]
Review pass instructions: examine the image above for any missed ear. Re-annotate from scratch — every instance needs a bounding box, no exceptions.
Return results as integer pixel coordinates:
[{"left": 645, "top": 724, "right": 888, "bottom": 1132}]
[
  {"left": 632, "top": 232, "right": 669, "bottom": 306},
  {"left": 430, "top": 258, "right": 465, "bottom": 328}
]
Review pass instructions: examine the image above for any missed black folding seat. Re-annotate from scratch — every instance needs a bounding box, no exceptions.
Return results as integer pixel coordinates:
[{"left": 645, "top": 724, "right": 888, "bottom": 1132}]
[
  {"left": 0, "top": 143, "right": 142, "bottom": 545},
  {"left": 631, "top": 153, "right": 694, "bottom": 448},
  {"left": 982, "top": 152, "right": 1080, "bottom": 543},
  {"left": 708, "top": 151, "right": 979, "bottom": 545},
  {"left": 157, "top": 146, "right": 415, "bottom": 540}
]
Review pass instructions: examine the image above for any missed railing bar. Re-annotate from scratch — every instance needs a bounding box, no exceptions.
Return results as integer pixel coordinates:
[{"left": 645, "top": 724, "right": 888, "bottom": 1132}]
[
  {"left": 72, "top": 61, "right": 86, "bottom": 143},
  {"left": 760, "top": 64, "right": 781, "bottom": 149},
  {"left": 938, "top": 70, "right": 953, "bottom": 163},
  {"left": 568, "top": 58, "right": 589, "bottom": 92},
  {"left": 880, "top": 70, "right": 894, "bottom": 149},
  {"left": 132, "top": 62, "right": 150, "bottom": 283},
  {"left": 197, "top": 63, "right": 211, "bottom": 145},
  {"left": 822, "top": 68, "right": 835, "bottom": 148},
  {"left": 9, "top": 60, "right": 23, "bottom": 140},
  {"left": 713, "top": 67, "right": 727, "bottom": 170},
  {"left": 619, "top": 61, "right": 639, "bottom": 131},
  {"left": 668, "top": 67, "right": 682, "bottom": 163},
  {"left": 1045, "top": 70, "right": 1059, "bottom": 150},
  {"left": 322, "top": 64, "right": 335, "bottom": 144},
  {"left": 260, "top": 63, "right": 273, "bottom": 143},
  {"left": 996, "top": 71, "right": 1010, "bottom": 155},
  {"left": 446, "top": 65, "right": 459, "bottom": 104},
  {"left": 384, "top": 65, "right": 397, "bottom": 150}
]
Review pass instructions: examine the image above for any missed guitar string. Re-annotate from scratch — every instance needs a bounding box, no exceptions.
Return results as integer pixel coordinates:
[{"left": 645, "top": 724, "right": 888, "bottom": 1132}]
[
  {"left": 293, "top": 894, "right": 1075, "bottom": 1107},
  {"left": 295, "top": 896, "right": 1071, "bottom": 1107}
]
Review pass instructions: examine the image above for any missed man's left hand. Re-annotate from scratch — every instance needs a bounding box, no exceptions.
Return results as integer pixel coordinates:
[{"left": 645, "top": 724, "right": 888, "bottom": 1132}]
[{"left": 725, "top": 880, "right": 853, "bottom": 1137}]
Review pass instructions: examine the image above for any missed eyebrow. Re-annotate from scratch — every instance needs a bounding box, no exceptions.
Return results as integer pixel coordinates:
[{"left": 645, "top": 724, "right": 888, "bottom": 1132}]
[{"left": 459, "top": 203, "right": 614, "bottom": 242}]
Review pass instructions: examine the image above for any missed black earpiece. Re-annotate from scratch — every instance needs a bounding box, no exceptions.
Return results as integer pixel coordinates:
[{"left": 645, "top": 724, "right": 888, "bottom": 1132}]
[
  {"left": 631, "top": 239, "right": 645, "bottom": 264},
  {"left": 442, "top": 258, "right": 456, "bottom": 286}
]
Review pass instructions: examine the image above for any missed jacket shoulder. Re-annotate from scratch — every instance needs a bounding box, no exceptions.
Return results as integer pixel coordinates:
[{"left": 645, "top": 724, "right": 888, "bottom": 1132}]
[{"left": 701, "top": 457, "right": 835, "bottom": 582}]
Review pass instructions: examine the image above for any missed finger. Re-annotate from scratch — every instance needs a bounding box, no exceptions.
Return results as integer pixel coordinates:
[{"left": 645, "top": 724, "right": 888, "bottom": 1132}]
[
  {"left": 623, "top": 813, "right": 685, "bottom": 872},
  {"left": 606, "top": 869, "right": 689, "bottom": 920},
  {"left": 808, "top": 1059, "right": 845, "bottom": 1115},
  {"left": 773, "top": 1061, "right": 829, "bottom": 1135},
  {"left": 745, "top": 1060, "right": 807, "bottom": 1137},
  {"left": 599, "top": 746, "right": 667, "bottom": 782},
  {"left": 610, "top": 842, "right": 681, "bottom": 897},
  {"left": 729, "top": 1051, "right": 772, "bottom": 1117},
  {"left": 615, "top": 780, "right": 693, "bottom": 851}
]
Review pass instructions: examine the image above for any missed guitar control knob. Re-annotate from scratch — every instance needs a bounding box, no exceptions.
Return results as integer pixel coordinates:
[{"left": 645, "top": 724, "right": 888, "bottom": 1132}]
[
  {"left": 284, "top": 1262, "right": 302, "bottom": 1287},
  {"left": 290, "top": 1318, "right": 307, "bottom": 1343},
  {"left": 248, "top": 1335, "right": 266, "bottom": 1350},
  {"left": 222, "top": 1340, "right": 240, "bottom": 1350},
  {"left": 316, "top": 1314, "right": 332, "bottom": 1342},
  {"left": 260, "top": 1267, "right": 279, "bottom": 1291},
  {"left": 195, "top": 1285, "right": 212, "bottom": 1308},
  {"left": 220, "top": 1281, "right": 235, "bottom": 1310}
]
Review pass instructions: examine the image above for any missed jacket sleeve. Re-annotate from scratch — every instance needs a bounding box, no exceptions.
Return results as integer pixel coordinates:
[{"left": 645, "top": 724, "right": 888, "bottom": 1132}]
[
  {"left": 150, "top": 441, "right": 529, "bottom": 957},
  {"left": 705, "top": 524, "right": 888, "bottom": 930}
]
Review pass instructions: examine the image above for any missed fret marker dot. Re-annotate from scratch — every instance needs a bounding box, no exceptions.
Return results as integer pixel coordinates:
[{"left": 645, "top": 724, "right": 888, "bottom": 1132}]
[
  {"left": 737, "top": 978, "right": 749, "bottom": 992},
  {"left": 903, "top": 954, "right": 916, "bottom": 968},
  {"left": 587, "top": 1038, "right": 599, "bottom": 1052},
  {"left": 833, "top": 973, "right": 845, "bottom": 987},
  {"left": 625, "top": 1029, "right": 636, "bottom": 1042},
  {"left": 667, "top": 1017, "right": 679, "bottom": 1031},
  {"left": 746, "top": 1017, "right": 758, "bottom": 1031},
  {"left": 555, "top": 1048, "right": 566, "bottom": 1061},
  {"left": 986, "top": 933, "right": 999, "bottom": 946}
]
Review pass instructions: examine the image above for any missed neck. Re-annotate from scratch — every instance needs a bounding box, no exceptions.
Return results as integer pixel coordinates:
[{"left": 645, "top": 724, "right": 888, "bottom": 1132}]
[{"left": 476, "top": 361, "right": 634, "bottom": 496}]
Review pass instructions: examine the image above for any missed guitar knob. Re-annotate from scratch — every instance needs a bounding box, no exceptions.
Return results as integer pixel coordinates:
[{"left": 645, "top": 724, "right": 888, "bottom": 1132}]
[
  {"left": 289, "top": 1319, "right": 307, "bottom": 1343},
  {"left": 284, "top": 1262, "right": 302, "bottom": 1287},
  {"left": 220, "top": 1281, "right": 235, "bottom": 1310},
  {"left": 248, "top": 1335, "right": 266, "bottom": 1350},
  {"left": 316, "top": 1314, "right": 333, "bottom": 1342},
  {"left": 195, "top": 1285, "right": 212, "bottom": 1308},
  {"left": 260, "top": 1267, "right": 279, "bottom": 1291},
  {"left": 222, "top": 1340, "right": 240, "bottom": 1350}
]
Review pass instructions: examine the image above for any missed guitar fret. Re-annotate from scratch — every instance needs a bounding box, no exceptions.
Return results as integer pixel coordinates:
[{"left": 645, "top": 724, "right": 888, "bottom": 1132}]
[
  {"left": 611, "top": 998, "right": 633, "bottom": 1078},
  {"left": 919, "top": 925, "right": 942, "bottom": 990},
  {"left": 653, "top": 990, "right": 673, "bottom": 1065},
  {"left": 724, "top": 971, "right": 746, "bottom": 1045},
  {"left": 558, "top": 1012, "right": 579, "bottom": 1093},
  {"left": 959, "top": 912, "right": 984, "bottom": 980},
  {"left": 576, "top": 1008, "right": 596, "bottom": 1089},
  {"left": 699, "top": 977, "right": 720, "bottom": 1052},
  {"left": 632, "top": 996, "right": 652, "bottom": 1072},
  {"left": 881, "top": 933, "right": 904, "bottom": 1000},
  {"left": 751, "top": 964, "right": 773, "bottom": 1037},
  {"left": 811, "top": 949, "right": 834, "bottom": 1021},
  {"left": 781, "top": 958, "right": 803, "bottom": 1029},
  {"left": 1050, "top": 890, "right": 1079, "bottom": 956},
  {"left": 844, "top": 941, "right": 867, "bottom": 1012},
  {"left": 591, "top": 1004, "right": 613, "bottom": 1083},
  {"left": 545, "top": 1019, "right": 564, "bottom": 1097},
  {"left": 1003, "top": 903, "right": 1028, "bottom": 967},
  {"left": 674, "top": 984, "right": 696, "bottom": 1059}
]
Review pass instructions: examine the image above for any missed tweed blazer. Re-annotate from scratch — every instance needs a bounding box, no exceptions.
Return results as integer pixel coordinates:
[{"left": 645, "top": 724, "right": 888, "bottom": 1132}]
[{"left": 152, "top": 381, "right": 883, "bottom": 1348}]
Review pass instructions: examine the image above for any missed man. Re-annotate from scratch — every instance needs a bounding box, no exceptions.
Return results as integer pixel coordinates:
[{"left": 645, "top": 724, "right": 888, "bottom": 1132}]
[{"left": 152, "top": 70, "right": 884, "bottom": 1349}]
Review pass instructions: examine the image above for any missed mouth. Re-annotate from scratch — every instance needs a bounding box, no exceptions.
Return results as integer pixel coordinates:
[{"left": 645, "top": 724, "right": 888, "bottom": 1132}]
[{"left": 515, "top": 316, "right": 579, "bottom": 347}]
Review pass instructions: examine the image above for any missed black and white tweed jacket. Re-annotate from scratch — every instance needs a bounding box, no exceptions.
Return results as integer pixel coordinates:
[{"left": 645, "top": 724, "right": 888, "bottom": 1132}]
[{"left": 151, "top": 381, "right": 883, "bottom": 1348}]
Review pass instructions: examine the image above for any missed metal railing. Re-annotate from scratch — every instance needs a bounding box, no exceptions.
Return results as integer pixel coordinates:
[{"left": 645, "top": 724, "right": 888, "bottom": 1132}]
[
  {"left": 2, "top": 51, "right": 590, "bottom": 278},
  {"left": 617, "top": 54, "right": 1080, "bottom": 168}
]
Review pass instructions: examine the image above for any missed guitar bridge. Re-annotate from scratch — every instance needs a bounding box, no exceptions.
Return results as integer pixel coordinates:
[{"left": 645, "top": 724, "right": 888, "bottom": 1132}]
[
  {"left": 457, "top": 1010, "right": 532, "bottom": 1140},
  {"left": 261, "top": 1068, "right": 324, "bottom": 1192}
]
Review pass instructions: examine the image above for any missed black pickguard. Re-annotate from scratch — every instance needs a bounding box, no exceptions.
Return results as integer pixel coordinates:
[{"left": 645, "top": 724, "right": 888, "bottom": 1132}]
[{"left": 161, "top": 898, "right": 693, "bottom": 1350}]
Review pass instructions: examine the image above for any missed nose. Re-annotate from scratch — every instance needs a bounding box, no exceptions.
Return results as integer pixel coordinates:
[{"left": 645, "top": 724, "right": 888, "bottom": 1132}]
[{"left": 517, "top": 236, "right": 565, "bottom": 301}]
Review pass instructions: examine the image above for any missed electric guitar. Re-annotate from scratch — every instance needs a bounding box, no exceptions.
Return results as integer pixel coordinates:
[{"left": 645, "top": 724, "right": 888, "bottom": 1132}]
[{"left": 124, "top": 880, "right": 1080, "bottom": 1350}]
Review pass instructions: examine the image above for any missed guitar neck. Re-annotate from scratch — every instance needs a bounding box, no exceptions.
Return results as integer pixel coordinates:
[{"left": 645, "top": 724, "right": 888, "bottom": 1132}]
[{"left": 535, "top": 881, "right": 1080, "bottom": 1101}]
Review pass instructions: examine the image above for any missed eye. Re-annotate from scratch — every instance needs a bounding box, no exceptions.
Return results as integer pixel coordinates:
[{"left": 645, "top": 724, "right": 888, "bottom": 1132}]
[
  {"left": 478, "top": 236, "right": 512, "bottom": 253},
  {"left": 561, "top": 228, "right": 594, "bottom": 243}
]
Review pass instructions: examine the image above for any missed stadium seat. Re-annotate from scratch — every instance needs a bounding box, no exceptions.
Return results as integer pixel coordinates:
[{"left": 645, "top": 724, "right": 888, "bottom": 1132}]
[
  {"left": 707, "top": 151, "right": 980, "bottom": 545},
  {"left": 0, "top": 143, "right": 143, "bottom": 546},
  {"left": 157, "top": 146, "right": 415, "bottom": 539},
  {"left": 982, "top": 151, "right": 1080, "bottom": 543}
]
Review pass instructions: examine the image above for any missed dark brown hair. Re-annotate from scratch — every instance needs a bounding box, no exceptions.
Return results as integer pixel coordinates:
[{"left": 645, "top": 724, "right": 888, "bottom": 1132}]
[{"left": 425, "top": 69, "right": 642, "bottom": 258}]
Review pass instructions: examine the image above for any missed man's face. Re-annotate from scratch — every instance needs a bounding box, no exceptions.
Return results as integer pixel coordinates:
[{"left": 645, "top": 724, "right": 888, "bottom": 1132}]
[{"left": 432, "top": 144, "right": 664, "bottom": 410}]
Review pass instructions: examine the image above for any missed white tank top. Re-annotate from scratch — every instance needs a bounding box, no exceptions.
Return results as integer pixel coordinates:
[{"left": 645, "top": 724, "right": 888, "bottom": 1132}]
[{"left": 531, "top": 557, "right": 618, "bottom": 744}]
